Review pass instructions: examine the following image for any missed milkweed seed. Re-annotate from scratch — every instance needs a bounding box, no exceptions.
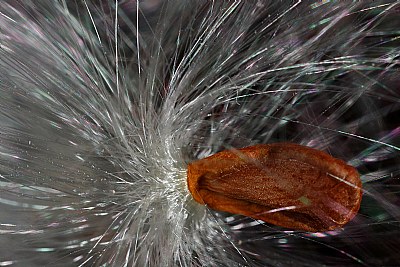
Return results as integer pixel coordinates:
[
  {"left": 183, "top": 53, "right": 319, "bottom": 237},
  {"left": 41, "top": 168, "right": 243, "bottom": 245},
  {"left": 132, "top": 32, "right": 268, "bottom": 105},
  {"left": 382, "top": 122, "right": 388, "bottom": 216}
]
[{"left": 187, "top": 143, "right": 362, "bottom": 232}]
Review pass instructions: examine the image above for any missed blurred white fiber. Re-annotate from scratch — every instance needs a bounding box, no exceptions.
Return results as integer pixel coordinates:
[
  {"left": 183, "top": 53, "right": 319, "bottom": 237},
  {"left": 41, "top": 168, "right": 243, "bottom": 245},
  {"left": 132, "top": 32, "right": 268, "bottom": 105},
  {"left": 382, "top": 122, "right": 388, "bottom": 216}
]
[{"left": 0, "top": 0, "right": 399, "bottom": 266}]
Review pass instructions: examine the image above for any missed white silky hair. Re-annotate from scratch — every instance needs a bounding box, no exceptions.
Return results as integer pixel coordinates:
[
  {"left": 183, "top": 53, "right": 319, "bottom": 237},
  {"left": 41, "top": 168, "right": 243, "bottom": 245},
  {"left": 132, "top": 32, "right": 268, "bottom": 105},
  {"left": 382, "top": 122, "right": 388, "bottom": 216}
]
[{"left": 0, "top": 1, "right": 399, "bottom": 266}]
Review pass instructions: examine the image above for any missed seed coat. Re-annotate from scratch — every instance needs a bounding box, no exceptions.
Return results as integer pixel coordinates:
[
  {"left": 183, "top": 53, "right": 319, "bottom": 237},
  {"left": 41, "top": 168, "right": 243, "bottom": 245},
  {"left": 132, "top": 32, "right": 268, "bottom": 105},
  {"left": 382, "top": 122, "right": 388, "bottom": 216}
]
[{"left": 187, "top": 143, "right": 362, "bottom": 232}]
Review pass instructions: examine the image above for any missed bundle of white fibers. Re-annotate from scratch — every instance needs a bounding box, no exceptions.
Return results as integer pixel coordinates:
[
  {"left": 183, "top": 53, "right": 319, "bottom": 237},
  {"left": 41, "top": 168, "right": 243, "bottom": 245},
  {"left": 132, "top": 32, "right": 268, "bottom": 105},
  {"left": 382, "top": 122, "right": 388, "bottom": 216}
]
[{"left": 0, "top": 1, "right": 399, "bottom": 266}]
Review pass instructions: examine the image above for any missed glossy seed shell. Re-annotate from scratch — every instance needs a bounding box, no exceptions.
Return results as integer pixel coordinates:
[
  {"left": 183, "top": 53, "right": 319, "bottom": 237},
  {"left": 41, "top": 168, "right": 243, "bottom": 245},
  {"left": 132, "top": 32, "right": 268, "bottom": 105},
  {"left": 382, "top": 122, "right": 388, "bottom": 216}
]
[{"left": 187, "top": 143, "right": 362, "bottom": 232}]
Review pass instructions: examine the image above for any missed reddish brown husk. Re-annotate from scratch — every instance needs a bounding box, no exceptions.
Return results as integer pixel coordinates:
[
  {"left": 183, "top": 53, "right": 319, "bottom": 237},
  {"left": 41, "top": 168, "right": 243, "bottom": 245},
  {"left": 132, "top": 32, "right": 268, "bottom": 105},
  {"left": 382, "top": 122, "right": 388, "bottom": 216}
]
[{"left": 187, "top": 143, "right": 362, "bottom": 232}]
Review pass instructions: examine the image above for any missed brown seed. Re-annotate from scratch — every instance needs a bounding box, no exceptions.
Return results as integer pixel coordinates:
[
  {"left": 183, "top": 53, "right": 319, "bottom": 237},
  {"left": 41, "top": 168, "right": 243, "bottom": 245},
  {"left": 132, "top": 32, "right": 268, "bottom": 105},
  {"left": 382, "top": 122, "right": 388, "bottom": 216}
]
[{"left": 187, "top": 143, "right": 362, "bottom": 232}]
